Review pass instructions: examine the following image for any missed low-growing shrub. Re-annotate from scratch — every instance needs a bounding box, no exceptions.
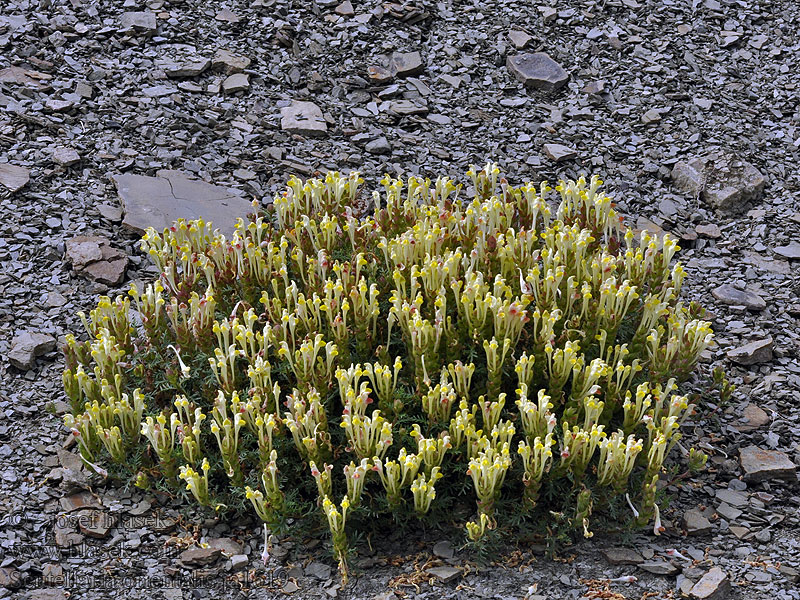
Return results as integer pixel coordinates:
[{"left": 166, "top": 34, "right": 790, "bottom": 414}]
[{"left": 62, "top": 165, "right": 713, "bottom": 580}]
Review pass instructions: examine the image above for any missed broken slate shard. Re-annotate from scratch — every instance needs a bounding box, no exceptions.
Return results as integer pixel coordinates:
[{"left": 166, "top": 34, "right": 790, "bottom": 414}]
[
  {"left": 8, "top": 331, "right": 56, "bottom": 370},
  {"left": 367, "top": 65, "right": 393, "bottom": 84},
  {"left": 212, "top": 49, "right": 251, "bottom": 74},
  {"left": 65, "top": 235, "right": 129, "bottom": 286},
  {"left": 222, "top": 73, "right": 249, "bottom": 93},
  {"left": 385, "top": 99, "right": 428, "bottom": 116},
  {"left": 689, "top": 567, "right": 730, "bottom": 600},
  {"left": 389, "top": 51, "right": 424, "bottom": 77},
  {"left": 0, "top": 163, "right": 30, "bottom": 192},
  {"left": 740, "top": 446, "right": 797, "bottom": 482},
  {"left": 774, "top": 242, "right": 800, "bottom": 260},
  {"left": 280, "top": 101, "right": 327, "bottom": 136},
  {"left": 52, "top": 147, "right": 80, "bottom": 166},
  {"left": 0, "top": 66, "right": 50, "bottom": 90},
  {"left": 671, "top": 154, "right": 765, "bottom": 213},
  {"left": 508, "top": 29, "right": 533, "bottom": 49},
  {"left": 543, "top": 143, "right": 577, "bottom": 162},
  {"left": 506, "top": 52, "right": 569, "bottom": 92},
  {"left": 711, "top": 284, "right": 766, "bottom": 311},
  {"left": 119, "top": 12, "right": 157, "bottom": 35},
  {"left": 112, "top": 170, "right": 253, "bottom": 236},
  {"left": 164, "top": 58, "right": 211, "bottom": 78},
  {"left": 726, "top": 337, "right": 773, "bottom": 365}
]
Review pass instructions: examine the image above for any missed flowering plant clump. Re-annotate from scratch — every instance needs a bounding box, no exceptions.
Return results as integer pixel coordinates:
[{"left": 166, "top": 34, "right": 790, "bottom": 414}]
[{"left": 62, "top": 165, "right": 713, "bottom": 581}]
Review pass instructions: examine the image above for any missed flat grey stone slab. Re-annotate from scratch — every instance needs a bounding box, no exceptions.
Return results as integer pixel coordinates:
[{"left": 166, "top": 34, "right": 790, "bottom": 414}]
[
  {"left": 711, "top": 284, "right": 765, "bottom": 311},
  {"left": 8, "top": 331, "right": 56, "bottom": 370},
  {"left": 223, "top": 73, "right": 249, "bottom": 93},
  {"left": 671, "top": 154, "right": 765, "bottom": 213},
  {"left": 774, "top": 241, "right": 800, "bottom": 259},
  {"left": 112, "top": 170, "right": 252, "bottom": 235},
  {"left": 280, "top": 101, "right": 327, "bottom": 136},
  {"left": 426, "top": 566, "right": 461, "bottom": 583},
  {"left": 0, "top": 66, "right": 49, "bottom": 88},
  {"left": 119, "top": 12, "right": 157, "bottom": 34},
  {"left": 682, "top": 508, "right": 713, "bottom": 535},
  {"left": 65, "top": 235, "right": 129, "bottom": 285},
  {"left": 0, "top": 163, "right": 30, "bottom": 192},
  {"left": 179, "top": 546, "right": 221, "bottom": 567},
  {"left": 506, "top": 52, "right": 569, "bottom": 91},
  {"left": 715, "top": 488, "right": 748, "bottom": 508},
  {"left": 726, "top": 337, "right": 773, "bottom": 365},
  {"left": 212, "top": 49, "right": 251, "bottom": 73},
  {"left": 690, "top": 567, "right": 730, "bottom": 600},
  {"left": 543, "top": 143, "right": 577, "bottom": 162},
  {"left": 52, "top": 147, "right": 80, "bottom": 166},
  {"left": 164, "top": 58, "right": 211, "bottom": 78},
  {"left": 740, "top": 446, "right": 797, "bottom": 482},
  {"left": 385, "top": 99, "right": 428, "bottom": 115},
  {"left": 390, "top": 51, "right": 424, "bottom": 77},
  {"left": 508, "top": 29, "right": 533, "bottom": 49}
]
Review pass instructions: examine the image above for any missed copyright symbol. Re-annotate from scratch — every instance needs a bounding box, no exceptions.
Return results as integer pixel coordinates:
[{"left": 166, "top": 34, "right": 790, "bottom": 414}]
[
  {"left": 1, "top": 513, "right": 23, "bottom": 526},
  {"left": 274, "top": 568, "right": 289, "bottom": 587}
]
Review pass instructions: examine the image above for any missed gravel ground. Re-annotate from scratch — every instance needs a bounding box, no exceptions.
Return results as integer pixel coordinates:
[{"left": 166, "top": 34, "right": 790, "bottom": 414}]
[{"left": 1, "top": 0, "right": 799, "bottom": 599}]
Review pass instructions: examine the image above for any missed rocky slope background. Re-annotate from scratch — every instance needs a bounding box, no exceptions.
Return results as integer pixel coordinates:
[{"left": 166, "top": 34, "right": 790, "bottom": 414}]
[{"left": 1, "top": 0, "right": 799, "bottom": 599}]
